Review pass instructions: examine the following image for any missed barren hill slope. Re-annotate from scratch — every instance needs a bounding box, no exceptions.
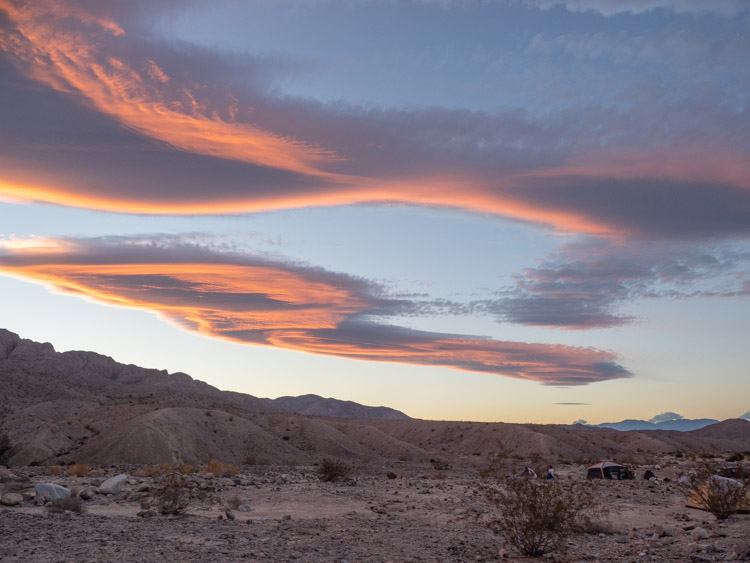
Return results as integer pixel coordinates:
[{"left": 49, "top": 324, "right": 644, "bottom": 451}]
[{"left": 2, "top": 329, "right": 749, "bottom": 467}]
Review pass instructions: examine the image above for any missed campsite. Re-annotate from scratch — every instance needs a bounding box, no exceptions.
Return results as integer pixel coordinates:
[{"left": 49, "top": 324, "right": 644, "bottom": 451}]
[{"left": 2, "top": 454, "right": 749, "bottom": 561}]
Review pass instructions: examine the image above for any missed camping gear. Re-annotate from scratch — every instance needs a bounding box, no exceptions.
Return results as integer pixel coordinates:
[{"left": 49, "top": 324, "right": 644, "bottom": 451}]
[{"left": 586, "top": 460, "right": 634, "bottom": 480}]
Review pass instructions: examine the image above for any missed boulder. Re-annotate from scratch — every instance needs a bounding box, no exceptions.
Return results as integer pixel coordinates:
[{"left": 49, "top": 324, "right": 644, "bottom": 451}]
[
  {"left": 34, "top": 483, "right": 72, "bottom": 502},
  {"left": 98, "top": 473, "right": 127, "bottom": 495},
  {"left": 0, "top": 492, "right": 23, "bottom": 506}
]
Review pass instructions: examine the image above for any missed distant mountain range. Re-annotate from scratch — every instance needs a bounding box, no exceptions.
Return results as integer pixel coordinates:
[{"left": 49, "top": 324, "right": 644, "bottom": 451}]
[{"left": 589, "top": 418, "right": 720, "bottom": 432}]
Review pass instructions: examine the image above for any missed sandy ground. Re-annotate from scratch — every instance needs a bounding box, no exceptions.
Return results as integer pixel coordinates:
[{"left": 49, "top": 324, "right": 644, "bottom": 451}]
[{"left": 1, "top": 462, "right": 749, "bottom": 562}]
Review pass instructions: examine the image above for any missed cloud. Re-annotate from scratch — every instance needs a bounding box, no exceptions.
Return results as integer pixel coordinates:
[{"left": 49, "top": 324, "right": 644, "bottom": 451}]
[
  {"left": 523, "top": 0, "right": 748, "bottom": 16},
  {"left": 0, "top": 1, "right": 749, "bottom": 240},
  {"left": 477, "top": 239, "right": 750, "bottom": 329},
  {"left": 0, "top": 235, "right": 631, "bottom": 385},
  {"left": 648, "top": 412, "right": 683, "bottom": 424}
]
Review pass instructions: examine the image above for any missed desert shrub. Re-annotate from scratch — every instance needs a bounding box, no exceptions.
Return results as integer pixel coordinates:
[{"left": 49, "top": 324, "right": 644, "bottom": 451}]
[
  {"left": 318, "top": 458, "right": 351, "bottom": 482},
  {"left": 726, "top": 452, "right": 744, "bottom": 463},
  {"left": 485, "top": 477, "right": 608, "bottom": 557},
  {"left": 46, "top": 496, "right": 86, "bottom": 515},
  {"left": 178, "top": 463, "right": 194, "bottom": 475},
  {"left": 203, "top": 459, "right": 224, "bottom": 475},
  {"left": 430, "top": 458, "right": 450, "bottom": 470},
  {"left": 67, "top": 464, "right": 88, "bottom": 477},
  {"left": 46, "top": 465, "right": 63, "bottom": 476},
  {"left": 688, "top": 463, "right": 748, "bottom": 520},
  {"left": 154, "top": 474, "right": 192, "bottom": 515}
]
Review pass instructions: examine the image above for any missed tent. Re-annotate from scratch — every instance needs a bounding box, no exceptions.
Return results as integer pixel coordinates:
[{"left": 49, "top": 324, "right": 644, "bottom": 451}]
[{"left": 586, "top": 461, "right": 634, "bottom": 480}]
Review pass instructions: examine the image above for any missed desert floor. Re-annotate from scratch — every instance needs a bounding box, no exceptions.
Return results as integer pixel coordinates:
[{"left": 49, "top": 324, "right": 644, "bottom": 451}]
[{"left": 1, "top": 461, "right": 748, "bottom": 562}]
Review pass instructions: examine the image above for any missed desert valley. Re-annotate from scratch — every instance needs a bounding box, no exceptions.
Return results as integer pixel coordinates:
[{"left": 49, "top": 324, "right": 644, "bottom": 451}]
[{"left": 1, "top": 328, "right": 749, "bottom": 562}]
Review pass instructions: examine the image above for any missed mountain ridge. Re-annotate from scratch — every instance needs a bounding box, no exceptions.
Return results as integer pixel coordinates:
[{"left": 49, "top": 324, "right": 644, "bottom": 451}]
[{"left": 2, "top": 328, "right": 749, "bottom": 467}]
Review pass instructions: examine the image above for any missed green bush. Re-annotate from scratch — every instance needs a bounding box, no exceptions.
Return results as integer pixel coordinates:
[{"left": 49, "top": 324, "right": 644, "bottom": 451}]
[{"left": 485, "top": 477, "right": 608, "bottom": 557}]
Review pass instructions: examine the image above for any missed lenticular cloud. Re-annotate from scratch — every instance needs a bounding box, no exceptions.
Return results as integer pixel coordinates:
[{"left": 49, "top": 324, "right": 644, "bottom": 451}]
[{"left": 0, "top": 235, "right": 631, "bottom": 385}]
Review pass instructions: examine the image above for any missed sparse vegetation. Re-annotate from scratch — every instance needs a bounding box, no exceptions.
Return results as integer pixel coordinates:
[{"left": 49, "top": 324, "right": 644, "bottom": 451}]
[
  {"left": 46, "top": 496, "right": 86, "bottom": 515},
  {"left": 726, "top": 452, "right": 744, "bottom": 462},
  {"left": 318, "top": 458, "right": 351, "bottom": 482},
  {"left": 202, "top": 459, "right": 238, "bottom": 476},
  {"left": 46, "top": 465, "right": 63, "bottom": 476},
  {"left": 154, "top": 474, "right": 192, "bottom": 515},
  {"left": 484, "top": 477, "right": 608, "bottom": 557},
  {"left": 687, "top": 462, "right": 749, "bottom": 520},
  {"left": 67, "top": 464, "right": 88, "bottom": 477}
]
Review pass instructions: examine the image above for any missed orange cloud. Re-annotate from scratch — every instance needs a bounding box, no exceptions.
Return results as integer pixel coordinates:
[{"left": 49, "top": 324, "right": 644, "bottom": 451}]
[
  {"left": 0, "top": 0, "right": 340, "bottom": 178},
  {"left": 2, "top": 1, "right": 748, "bottom": 240},
  {"left": 0, "top": 236, "right": 631, "bottom": 384}
]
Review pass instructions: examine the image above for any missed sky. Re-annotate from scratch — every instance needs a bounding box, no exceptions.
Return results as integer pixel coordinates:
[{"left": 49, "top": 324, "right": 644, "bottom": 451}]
[{"left": 0, "top": 0, "right": 748, "bottom": 424}]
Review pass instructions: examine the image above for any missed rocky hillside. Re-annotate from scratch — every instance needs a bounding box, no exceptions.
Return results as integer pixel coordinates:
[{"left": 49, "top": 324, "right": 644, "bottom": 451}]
[
  {"left": 1, "top": 329, "right": 749, "bottom": 468},
  {"left": 271, "top": 394, "right": 409, "bottom": 420}
]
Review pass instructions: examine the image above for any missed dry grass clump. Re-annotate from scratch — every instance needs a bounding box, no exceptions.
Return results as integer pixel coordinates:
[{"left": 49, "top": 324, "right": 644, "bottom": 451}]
[
  {"left": 46, "top": 496, "right": 86, "bottom": 515},
  {"left": 135, "top": 463, "right": 174, "bottom": 477},
  {"left": 46, "top": 465, "right": 63, "bottom": 476},
  {"left": 318, "top": 458, "right": 351, "bottom": 482},
  {"left": 154, "top": 474, "right": 192, "bottom": 515},
  {"left": 66, "top": 464, "right": 88, "bottom": 477},
  {"left": 485, "top": 477, "right": 608, "bottom": 557},
  {"left": 202, "top": 459, "right": 238, "bottom": 476}
]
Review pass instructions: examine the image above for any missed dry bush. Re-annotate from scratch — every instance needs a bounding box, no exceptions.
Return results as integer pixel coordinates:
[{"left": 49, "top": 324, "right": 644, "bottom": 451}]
[
  {"left": 46, "top": 496, "right": 86, "bottom": 515},
  {"left": 318, "top": 458, "right": 351, "bottom": 482},
  {"left": 46, "top": 465, "right": 63, "bottom": 476},
  {"left": 203, "top": 459, "right": 224, "bottom": 475},
  {"left": 154, "top": 474, "right": 192, "bottom": 515},
  {"left": 135, "top": 463, "right": 174, "bottom": 478},
  {"left": 688, "top": 463, "right": 749, "bottom": 520},
  {"left": 178, "top": 463, "right": 194, "bottom": 475},
  {"left": 485, "top": 477, "right": 608, "bottom": 557},
  {"left": 67, "top": 464, "right": 88, "bottom": 477}
]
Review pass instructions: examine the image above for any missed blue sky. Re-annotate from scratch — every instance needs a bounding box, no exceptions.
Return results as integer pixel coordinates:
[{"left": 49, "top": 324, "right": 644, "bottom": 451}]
[{"left": 0, "top": 0, "right": 748, "bottom": 423}]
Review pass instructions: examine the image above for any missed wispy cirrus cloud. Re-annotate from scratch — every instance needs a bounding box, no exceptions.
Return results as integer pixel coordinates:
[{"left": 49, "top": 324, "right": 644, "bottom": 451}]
[
  {"left": 477, "top": 239, "right": 750, "bottom": 329},
  {"left": 0, "top": 1, "right": 749, "bottom": 239},
  {"left": 523, "top": 0, "right": 749, "bottom": 16},
  {"left": 0, "top": 235, "right": 631, "bottom": 385}
]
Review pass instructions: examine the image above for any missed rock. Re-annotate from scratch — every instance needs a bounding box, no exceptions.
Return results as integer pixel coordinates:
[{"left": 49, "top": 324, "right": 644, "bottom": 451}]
[
  {"left": 386, "top": 471, "right": 397, "bottom": 479},
  {"left": 98, "top": 473, "right": 127, "bottom": 495},
  {"left": 690, "top": 527, "right": 710, "bottom": 541},
  {"left": 225, "top": 509, "right": 236, "bottom": 521},
  {"left": 35, "top": 483, "right": 71, "bottom": 501},
  {"left": 237, "top": 504, "right": 252, "bottom": 512},
  {"left": 0, "top": 492, "right": 23, "bottom": 506},
  {"left": 731, "top": 539, "right": 749, "bottom": 557},
  {"left": 137, "top": 510, "right": 156, "bottom": 518},
  {"left": 79, "top": 488, "right": 95, "bottom": 500}
]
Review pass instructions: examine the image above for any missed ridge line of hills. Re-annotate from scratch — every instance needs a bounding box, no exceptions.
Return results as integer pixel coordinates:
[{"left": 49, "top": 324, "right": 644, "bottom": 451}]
[{"left": 1, "top": 328, "right": 748, "bottom": 467}]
